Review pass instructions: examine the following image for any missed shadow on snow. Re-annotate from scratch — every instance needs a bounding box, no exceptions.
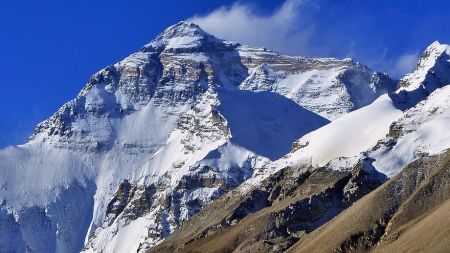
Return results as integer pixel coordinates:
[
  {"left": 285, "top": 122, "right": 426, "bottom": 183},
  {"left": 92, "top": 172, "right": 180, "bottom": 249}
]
[{"left": 217, "top": 89, "right": 330, "bottom": 160}]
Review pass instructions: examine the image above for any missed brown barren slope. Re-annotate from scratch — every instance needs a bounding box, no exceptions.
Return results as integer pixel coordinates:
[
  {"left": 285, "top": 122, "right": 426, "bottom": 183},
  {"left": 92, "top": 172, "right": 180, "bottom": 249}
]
[
  {"left": 289, "top": 150, "right": 450, "bottom": 253},
  {"left": 149, "top": 162, "right": 385, "bottom": 253},
  {"left": 373, "top": 199, "right": 450, "bottom": 253}
]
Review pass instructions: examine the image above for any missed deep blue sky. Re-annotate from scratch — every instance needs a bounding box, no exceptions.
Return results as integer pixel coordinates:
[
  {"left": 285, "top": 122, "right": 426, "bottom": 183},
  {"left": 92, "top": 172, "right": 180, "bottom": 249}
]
[{"left": 1, "top": 0, "right": 449, "bottom": 147}]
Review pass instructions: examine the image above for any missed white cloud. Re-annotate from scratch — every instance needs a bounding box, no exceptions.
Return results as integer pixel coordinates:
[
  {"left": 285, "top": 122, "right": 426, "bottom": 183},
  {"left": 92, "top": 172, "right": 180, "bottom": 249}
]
[
  {"left": 390, "top": 52, "right": 419, "bottom": 78},
  {"left": 189, "top": 0, "right": 421, "bottom": 79},
  {"left": 189, "top": 0, "right": 315, "bottom": 56},
  {"left": 362, "top": 50, "right": 420, "bottom": 79}
]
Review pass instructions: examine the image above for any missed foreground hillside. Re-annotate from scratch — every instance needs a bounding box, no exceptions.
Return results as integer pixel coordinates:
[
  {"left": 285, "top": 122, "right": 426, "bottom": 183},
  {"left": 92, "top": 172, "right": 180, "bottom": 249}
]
[
  {"left": 149, "top": 150, "right": 450, "bottom": 253},
  {"left": 148, "top": 162, "right": 387, "bottom": 253},
  {"left": 290, "top": 150, "right": 450, "bottom": 253}
]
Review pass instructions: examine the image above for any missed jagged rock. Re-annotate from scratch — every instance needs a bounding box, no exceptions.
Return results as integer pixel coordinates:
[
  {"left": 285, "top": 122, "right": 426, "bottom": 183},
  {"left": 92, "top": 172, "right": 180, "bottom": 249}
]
[
  {"left": 148, "top": 162, "right": 386, "bottom": 253},
  {"left": 105, "top": 180, "right": 136, "bottom": 225}
]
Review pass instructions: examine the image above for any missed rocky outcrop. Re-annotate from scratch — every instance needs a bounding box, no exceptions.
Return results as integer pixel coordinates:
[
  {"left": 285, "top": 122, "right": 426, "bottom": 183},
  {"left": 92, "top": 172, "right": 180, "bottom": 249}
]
[
  {"left": 104, "top": 181, "right": 157, "bottom": 226},
  {"left": 148, "top": 161, "right": 386, "bottom": 253},
  {"left": 148, "top": 149, "right": 450, "bottom": 253},
  {"left": 288, "top": 150, "right": 450, "bottom": 253}
]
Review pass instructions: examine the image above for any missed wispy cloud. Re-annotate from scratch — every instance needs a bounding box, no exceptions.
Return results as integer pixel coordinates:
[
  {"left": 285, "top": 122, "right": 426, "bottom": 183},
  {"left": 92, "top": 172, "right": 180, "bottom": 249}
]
[
  {"left": 390, "top": 52, "right": 420, "bottom": 78},
  {"left": 366, "top": 50, "right": 420, "bottom": 79},
  {"left": 190, "top": 0, "right": 424, "bottom": 79},
  {"left": 189, "top": 0, "right": 315, "bottom": 56}
]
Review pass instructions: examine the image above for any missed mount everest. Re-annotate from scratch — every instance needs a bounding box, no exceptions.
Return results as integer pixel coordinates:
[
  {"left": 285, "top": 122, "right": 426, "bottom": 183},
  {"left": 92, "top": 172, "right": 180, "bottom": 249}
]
[{"left": 0, "top": 21, "right": 449, "bottom": 253}]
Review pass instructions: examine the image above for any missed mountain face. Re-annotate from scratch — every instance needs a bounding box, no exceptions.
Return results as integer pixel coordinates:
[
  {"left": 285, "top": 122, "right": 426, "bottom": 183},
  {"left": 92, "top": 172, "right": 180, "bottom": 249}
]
[
  {"left": 0, "top": 21, "right": 394, "bottom": 253},
  {"left": 150, "top": 41, "right": 450, "bottom": 252},
  {"left": 0, "top": 21, "right": 449, "bottom": 253}
]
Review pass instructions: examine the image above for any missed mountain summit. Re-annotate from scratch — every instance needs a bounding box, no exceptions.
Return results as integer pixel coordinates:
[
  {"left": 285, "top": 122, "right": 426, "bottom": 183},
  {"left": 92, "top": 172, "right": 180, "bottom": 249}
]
[
  {"left": 1, "top": 22, "right": 448, "bottom": 253},
  {"left": 143, "top": 21, "right": 219, "bottom": 51},
  {"left": 398, "top": 40, "right": 450, "bottom": 92}
]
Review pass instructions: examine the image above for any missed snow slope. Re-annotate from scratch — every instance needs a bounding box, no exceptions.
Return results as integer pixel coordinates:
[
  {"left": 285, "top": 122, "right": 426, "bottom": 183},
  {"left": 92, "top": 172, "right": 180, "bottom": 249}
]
[
  {"left": 258, "top": 41, "right": 450, "bottom": 182},
  {"left": 279, "top": 94, "right": 402, "bottom": 167}
]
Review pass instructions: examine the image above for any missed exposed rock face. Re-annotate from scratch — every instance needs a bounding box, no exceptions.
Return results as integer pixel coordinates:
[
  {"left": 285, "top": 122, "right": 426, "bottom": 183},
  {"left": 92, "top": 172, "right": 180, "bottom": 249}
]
[
  {"left": 30, "top": 23, "right": 394, "bottom": 148},
  {"left": 289, "top": 150, "right": 450, "bottom": 253},
  {"left": 104, "top": 180, "right": 157, "bottom": 226},
  {"left": 148, "top": 162, "right": 386, "bottom": 253}
]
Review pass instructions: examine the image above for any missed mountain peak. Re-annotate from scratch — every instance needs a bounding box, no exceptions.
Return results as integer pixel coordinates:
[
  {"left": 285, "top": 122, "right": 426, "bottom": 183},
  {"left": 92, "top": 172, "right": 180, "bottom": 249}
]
[
  {"left": 426, "top": 40, "right": 449, "bottom": 52},
  {"left": 160, "top": 21, "right": 208, "bottom": 38},
  {"left": 416, "top": 40, "right": 450, "bottom": 69},
  {"left": 397, "top": 41, "right": 450, "bottom": 92},
  {"left": 143, "top": 21, "right": 218, "bottom": 51}
]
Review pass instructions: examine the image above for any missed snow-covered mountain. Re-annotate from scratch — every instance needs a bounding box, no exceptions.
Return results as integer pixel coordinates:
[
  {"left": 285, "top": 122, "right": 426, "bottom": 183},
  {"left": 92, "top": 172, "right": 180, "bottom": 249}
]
[
  {"left": 0, "top": 21, "right": 415, "bottom": 253},
  {"left": 150, "top": 41, "right": 450, "bottom": 253},
  {"left": 267, "top": 41, "right": 450, "bottom": 177}
]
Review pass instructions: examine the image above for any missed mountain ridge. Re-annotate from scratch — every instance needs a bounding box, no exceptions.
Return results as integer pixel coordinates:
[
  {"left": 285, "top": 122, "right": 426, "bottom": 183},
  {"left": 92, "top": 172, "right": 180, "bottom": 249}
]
[
  {"left": 1, "top": 21, "right": 448, "bottom": 253},
  {"left": 148, "top": 37, "right": 450, "bottom": 253}
]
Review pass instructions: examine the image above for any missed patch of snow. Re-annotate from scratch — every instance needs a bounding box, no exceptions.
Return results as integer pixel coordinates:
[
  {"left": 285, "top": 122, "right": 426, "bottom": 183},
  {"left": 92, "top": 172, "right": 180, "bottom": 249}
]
[
  {"left": 173, "top": 53, "right": 209, "bottom": 62},
  {"left": 165, "top": 36, "right": 203, "bottom": 49},
  {"left": 85, "top": 214, "right": 154, "bottom": 253}
]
